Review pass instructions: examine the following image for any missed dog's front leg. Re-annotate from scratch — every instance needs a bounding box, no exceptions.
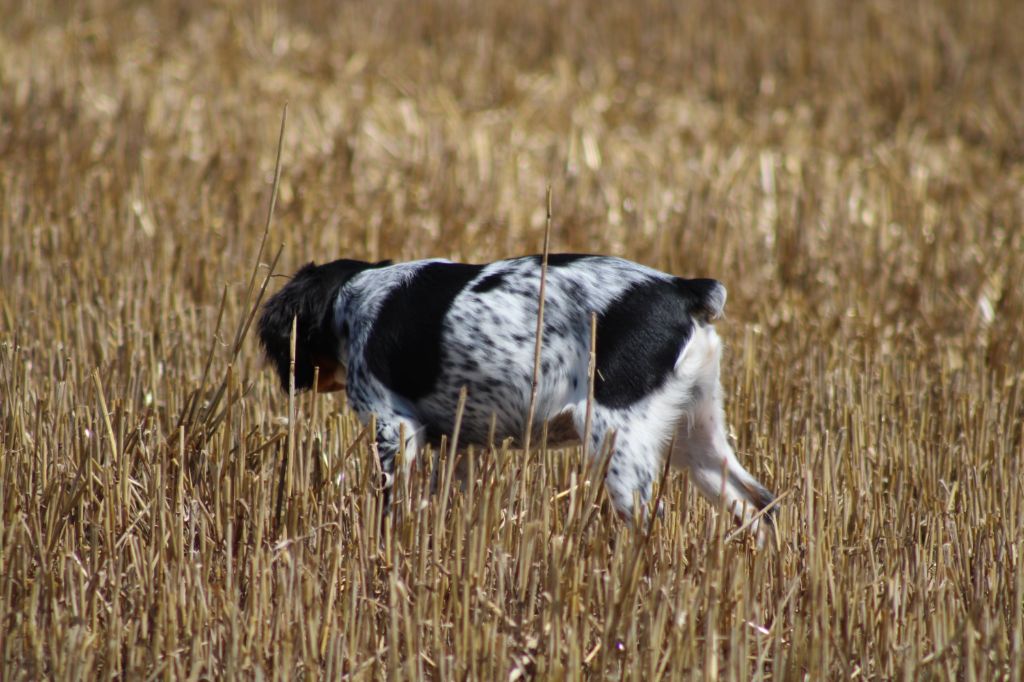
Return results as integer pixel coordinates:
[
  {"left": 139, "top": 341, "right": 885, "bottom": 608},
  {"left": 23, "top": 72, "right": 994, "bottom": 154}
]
[
  {"left": 373, "top": 414, "right": 424, "bottom": 488},
  {"left": 365, "top": 410, "right": 425, "bottom": 519}
]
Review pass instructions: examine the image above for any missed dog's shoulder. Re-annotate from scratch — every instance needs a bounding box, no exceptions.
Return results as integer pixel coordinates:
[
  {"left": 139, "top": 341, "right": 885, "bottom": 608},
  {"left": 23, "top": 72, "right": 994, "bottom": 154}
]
[{"left": 348, "top": 259, "right": 487, "bottom": 400}]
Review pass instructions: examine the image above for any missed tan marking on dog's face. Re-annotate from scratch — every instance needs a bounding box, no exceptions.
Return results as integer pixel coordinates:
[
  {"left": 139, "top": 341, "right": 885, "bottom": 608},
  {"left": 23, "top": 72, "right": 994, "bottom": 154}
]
[{"left": 314, "top": 355, "right": 346, "bottom": 393}]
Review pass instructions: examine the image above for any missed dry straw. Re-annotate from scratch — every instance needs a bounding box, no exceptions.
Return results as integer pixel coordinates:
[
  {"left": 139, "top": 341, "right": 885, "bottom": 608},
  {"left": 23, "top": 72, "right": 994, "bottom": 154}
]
[{"left": 2, "top": 0, "right": 1023, "bottom": 679}]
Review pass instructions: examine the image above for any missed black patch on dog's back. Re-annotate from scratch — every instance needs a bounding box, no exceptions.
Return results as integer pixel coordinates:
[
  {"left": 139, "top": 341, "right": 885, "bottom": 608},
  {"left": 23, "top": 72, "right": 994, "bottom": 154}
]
[
  {"left": 471, "top": 272, "right": 506, "bottom": 293},
  {"left": 528, "top": 253, "right": 592, "bottom": 268},
  {"left": 594, "top": 278, "right": 697, "bottom": 409},
  {"left": 365, "top": 262, "right": 484, "bottom": 400}
]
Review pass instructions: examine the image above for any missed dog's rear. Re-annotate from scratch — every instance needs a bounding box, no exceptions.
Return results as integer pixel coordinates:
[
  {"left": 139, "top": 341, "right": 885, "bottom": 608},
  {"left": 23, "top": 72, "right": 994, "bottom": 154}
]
[{"left": 671, "top": 320, "right": 776, "bottom": 545}]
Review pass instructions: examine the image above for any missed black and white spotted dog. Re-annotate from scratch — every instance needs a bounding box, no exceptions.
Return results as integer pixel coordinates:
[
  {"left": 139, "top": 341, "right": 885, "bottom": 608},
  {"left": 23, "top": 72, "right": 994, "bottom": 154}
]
[{"left": 259, "top": 254, "right": 775, "bottom": 539}]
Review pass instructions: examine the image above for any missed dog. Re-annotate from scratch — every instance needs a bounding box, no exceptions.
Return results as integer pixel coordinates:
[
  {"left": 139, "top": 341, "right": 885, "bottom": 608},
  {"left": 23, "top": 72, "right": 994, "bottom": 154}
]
[{"left": 258, "top": 254, "right": 776, "bottom": 540}]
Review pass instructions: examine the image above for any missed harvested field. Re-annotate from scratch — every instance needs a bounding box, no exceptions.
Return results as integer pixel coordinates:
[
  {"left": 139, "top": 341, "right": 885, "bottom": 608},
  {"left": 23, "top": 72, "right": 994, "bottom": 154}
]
[{"left": 2, "top": 0, "right": 1023, "bottom": 678}]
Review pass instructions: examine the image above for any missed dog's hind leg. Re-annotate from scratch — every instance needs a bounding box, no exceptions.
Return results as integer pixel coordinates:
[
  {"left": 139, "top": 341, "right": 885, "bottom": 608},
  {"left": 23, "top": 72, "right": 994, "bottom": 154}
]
[
  {"left": 670, "top": 324, "right": 776, "bottom": 544},
  {"left": 577, "top": 404, "right": 675, "bottom": 526}
]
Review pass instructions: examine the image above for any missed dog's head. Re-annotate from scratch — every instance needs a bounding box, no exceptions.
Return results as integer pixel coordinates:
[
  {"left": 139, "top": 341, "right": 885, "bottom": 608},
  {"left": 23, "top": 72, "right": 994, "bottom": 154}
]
[{"left": 258, "top": 258, "right": 386, "bottom": 392}]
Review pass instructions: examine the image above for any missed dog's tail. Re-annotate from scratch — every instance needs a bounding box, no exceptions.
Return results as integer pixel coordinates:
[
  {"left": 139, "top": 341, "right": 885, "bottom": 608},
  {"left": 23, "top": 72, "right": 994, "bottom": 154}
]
[{"left": 674, "top": 278, "right": 726, "bottom": 323}]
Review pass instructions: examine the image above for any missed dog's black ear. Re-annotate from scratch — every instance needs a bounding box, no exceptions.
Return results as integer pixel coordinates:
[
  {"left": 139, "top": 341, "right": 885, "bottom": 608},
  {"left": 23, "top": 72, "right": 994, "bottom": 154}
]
[
  {"left": 674, "top": 278, "right": 726, "bottom": 322},
  {"left": 258, "top": 259, "right": 376, "bottom": 392}
]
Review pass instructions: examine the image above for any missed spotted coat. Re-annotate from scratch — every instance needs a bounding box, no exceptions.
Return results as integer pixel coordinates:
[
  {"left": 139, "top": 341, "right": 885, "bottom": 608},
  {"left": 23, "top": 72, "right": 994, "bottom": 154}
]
[{"left": 259, "top": 254, "right": 775, "bottom": 539}]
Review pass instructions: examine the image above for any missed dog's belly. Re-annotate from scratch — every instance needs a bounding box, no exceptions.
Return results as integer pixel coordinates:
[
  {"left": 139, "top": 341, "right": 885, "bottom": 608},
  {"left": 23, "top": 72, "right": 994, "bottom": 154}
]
[
  {"left": 420, "top": 406, "right": 581, "bottom": 450},
  {"left": 415, "top": 367, "right": 584, "bottom": 449}
]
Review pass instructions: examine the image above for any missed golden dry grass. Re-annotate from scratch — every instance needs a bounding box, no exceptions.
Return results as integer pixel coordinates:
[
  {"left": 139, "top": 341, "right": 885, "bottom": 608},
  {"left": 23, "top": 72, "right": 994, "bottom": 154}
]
[{"left": 2, "top": 0, "right": 1024, "bottom": 679}]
